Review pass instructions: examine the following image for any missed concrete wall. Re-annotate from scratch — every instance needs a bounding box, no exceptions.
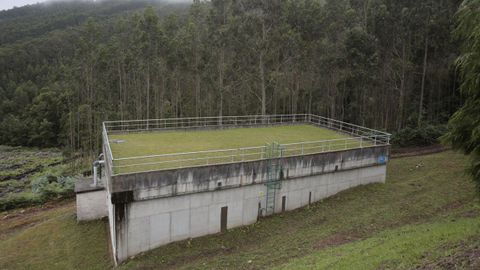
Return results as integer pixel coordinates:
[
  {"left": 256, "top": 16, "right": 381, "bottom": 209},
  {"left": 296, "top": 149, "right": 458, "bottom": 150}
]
[
  {"left": 107, "top": 145, "right": 389, "bottom": 263},
  {"left": 113, "top": 164, "right": 386, "bottom": 261},
  {"left": 109, "top": 146, "right": 389, "bottom": 196},
  {"left": 76, "top": 189, "right": 108, "bottom": 221}
]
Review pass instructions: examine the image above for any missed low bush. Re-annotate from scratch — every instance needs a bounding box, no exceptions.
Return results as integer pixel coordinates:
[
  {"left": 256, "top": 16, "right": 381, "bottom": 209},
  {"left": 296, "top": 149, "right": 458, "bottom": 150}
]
[
  {"left": 31, "top": 175, "right": 75, "bottom": 200},
  {"left": 0, "top": 175, "right": 75, "bottom": 211},
  {"left": 0, "top": 192, "right": 42, "bottom": 211},
  {"left": 391, "top": 125, "right": 447, "bottom": 147}
]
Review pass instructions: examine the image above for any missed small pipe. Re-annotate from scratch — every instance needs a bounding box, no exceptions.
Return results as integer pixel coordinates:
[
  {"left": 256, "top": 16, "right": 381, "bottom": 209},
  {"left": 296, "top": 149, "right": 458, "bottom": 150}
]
[
  {"left": 92, "top": 160, "right": 105, "bottom": 186},
  {"left": 93, "top": 164, "right": 98, "bottom": 186}
]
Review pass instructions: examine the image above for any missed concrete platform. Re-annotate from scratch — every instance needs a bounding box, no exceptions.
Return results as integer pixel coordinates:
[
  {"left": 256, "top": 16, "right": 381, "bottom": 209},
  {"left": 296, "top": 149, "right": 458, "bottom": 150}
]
[{"left": 75, "top": 179, "right": 107, "bottom": 221}]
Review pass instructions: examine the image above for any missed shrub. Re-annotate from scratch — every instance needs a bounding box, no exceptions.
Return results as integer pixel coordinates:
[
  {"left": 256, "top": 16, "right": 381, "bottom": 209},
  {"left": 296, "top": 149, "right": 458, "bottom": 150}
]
[
  {"left": 0, "top": 175, "right": 76, "bottom": 212},
  {"left": 0, "top": 192, "right": 42, "bottom": 211},
  {"left": 31, "top": 175, "right": 75, "bottom": 200},
  {"left": 391, "top": 125, "right": 448, "bottom": 147}
]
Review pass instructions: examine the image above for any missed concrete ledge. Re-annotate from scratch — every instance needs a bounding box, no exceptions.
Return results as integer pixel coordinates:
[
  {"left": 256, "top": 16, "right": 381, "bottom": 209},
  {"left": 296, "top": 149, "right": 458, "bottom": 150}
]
[
  {"left": 75, "top": 178, "right": 104, "bottom": 194},
  {"left": 109, "top": 146, "right": 389, "bottom": 197},
  {"left": 76, "top": 179, "right": 108, "bottom": 221}
]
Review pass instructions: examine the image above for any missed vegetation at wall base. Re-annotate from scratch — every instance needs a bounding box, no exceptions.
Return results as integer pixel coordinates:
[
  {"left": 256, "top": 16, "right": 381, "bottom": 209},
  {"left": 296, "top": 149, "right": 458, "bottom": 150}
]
[{"left": 391, "top": 124, "right": 447, "bottom": 148}]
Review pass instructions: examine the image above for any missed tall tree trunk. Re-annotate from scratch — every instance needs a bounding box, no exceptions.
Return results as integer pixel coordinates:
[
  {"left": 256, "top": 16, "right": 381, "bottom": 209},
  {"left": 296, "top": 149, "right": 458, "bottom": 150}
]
[
  {"left": 309, "top": 72, "right": 314, "bottom": 115},
  {"left": 146, "top": 63, "right": 150, "bottom": 128},
  {"left": 397, "top": 41, "right": 406, "bottom": 131},
  {"left": 259, "top": 51, "right": 266, "bottom": 116},
  {"left": 195, "top": 70, "right": 201, "bottom": 117},
  {"left": 194, "top": 32, "right": 201, "bottom": 117},
  {"left": 259, "top": 21, "right": 266, "bottom": 116},
  {"left": 117, "top": 61, "right": 124, "bottom": 120},
  {"left": 418, "top": 34, "right": 428, "bottom": 126},
  {"left": 218, "top": 48, "right": 224, "bottom": 123}
]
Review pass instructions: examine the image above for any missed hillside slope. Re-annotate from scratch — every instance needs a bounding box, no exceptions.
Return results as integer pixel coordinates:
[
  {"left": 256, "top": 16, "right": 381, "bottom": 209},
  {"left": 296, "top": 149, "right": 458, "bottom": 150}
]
[
  {"left": 0, "top": 151, "right": 479, "bottom": 269},
  {"left": 0, "top": 0, "right": 188, "bottom": 45}
]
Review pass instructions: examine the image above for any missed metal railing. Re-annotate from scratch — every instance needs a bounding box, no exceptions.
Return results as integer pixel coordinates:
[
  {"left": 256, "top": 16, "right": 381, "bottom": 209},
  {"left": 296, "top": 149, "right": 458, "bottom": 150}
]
[
  {"left": 104, "top": 114, "right": 311, "bottom": 133},
  {"left": 102, "top": 114, "right": 390, "bottom": 175}
]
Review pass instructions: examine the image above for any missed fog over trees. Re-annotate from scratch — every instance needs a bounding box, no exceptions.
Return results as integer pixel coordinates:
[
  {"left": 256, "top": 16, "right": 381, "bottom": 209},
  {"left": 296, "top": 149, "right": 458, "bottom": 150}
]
[{"left": 0, "top": 0, "right": 466, "bottom": 158}]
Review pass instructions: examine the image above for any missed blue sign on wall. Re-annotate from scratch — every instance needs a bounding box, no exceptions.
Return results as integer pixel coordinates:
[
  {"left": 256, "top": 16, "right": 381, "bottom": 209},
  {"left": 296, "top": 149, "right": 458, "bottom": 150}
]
[{"left": 378, "top": 155, "right": 387, "bottom": 164}]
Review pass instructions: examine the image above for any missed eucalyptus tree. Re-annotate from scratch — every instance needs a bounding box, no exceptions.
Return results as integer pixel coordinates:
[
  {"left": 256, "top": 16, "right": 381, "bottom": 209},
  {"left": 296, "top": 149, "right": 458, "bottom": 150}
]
[{"left": 444, "top": 0, "right": 480, "bottom": 192}]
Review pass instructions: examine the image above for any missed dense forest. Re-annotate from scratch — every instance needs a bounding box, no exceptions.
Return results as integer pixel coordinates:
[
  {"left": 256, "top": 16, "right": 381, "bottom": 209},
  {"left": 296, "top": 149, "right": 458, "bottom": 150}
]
[{"left": 0, "top": 0, "right": 464, "bottom": 158}]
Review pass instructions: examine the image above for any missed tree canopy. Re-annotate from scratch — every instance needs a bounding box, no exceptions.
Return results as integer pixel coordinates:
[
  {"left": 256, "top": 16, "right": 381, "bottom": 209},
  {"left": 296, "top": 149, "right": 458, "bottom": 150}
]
[
  {"left": 0, "top": 0, "right": 464, "bottom": 158},
  {"left": 444, "top": 0, "right": 480, "bottom": 191}
]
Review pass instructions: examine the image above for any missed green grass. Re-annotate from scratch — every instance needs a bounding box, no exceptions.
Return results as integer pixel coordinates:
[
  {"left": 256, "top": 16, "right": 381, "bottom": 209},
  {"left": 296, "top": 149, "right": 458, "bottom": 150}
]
[
  {"left": 0, "top": 145, "right": 63, "bottom": 181},
  {"left": 0, "top": 203, "right": 112, "bottom": 269},
  {"left": 109, "top": 125, "right": 361, "bottom": 173},
  {"left": 277, "top": 218, "right": 480, "bottom": 269},
  {"left": 0, "top": 151, "right": 479, "bottom": 269},
  {"left": 117, "top": 151, "right": 479, "bottom": 270}
]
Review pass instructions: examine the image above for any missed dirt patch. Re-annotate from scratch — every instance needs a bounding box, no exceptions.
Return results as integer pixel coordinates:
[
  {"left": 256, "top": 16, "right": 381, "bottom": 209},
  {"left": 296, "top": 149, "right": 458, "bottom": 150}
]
[
  {"left": 0, "top": 199, "right": 74, "bottom": 239},
  {"left": 439, "top": 200, "right": 464, "bottom": 212},
  {"left": 313, "top": 232, "right": 360, "bottom": 250},
  {"left": 391, "top": 144, "right": 448, "bottom": 159},
  {"left": 458, "top": 209, "right": 480, "bottom": 218},
  {"left": 417, "top": 241, "right": 480, "bottom": 270}
]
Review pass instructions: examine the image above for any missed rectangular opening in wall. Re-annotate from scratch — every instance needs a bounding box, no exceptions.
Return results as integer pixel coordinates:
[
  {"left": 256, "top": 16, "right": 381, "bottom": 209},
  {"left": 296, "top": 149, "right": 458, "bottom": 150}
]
[
  {"left": 309, "top": 191, "right": 312, "bottom": 205},
  {"left": 257, "top": 202, "right": 261, "bottom": 221},
  {"left": 221, "top": 206, "right": 228, "bottom": 233},
  {"left": 282, "top": 196, "right": 286, "bottom": 212}
]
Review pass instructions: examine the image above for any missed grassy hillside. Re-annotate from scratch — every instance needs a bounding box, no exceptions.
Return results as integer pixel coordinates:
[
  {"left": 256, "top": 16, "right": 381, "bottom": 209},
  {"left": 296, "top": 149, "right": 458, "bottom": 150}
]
[
  {"left": 0, "top": 0, "right": 188, "bottom": 45},
  {"left": 0, "top": 151, "right": 479, "bottom": 269},
  {"left": 0, "top": 146, "right": 81, "bottom": 211}
]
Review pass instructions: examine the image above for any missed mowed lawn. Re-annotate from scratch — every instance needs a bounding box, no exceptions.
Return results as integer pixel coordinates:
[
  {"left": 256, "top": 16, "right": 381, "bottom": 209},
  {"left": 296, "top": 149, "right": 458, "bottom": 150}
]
[
  {"left": 1, "top": 151, "right": 479, "bottom": 269},
  {"left": 110, "top": 125, "right": 350, "bottom": 157},
  {"left": 109, "top": 125, "right": 356, "bottom": 173}
]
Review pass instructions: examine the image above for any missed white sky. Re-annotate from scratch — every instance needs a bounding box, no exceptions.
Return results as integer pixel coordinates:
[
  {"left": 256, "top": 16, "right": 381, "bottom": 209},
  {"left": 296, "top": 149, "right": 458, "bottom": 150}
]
[{"left": 0, "top": 0, "right": 46, "bottom": 11}]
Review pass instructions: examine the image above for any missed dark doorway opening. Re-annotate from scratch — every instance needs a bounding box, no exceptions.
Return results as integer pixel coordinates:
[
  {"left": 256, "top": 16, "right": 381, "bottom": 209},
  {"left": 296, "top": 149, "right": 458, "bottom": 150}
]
[
  {"left": 282, "top": 196, "right": 286, "bottom": 212},
  {"left": 221, "top": 206, "right": 228, "bottom": 232}
]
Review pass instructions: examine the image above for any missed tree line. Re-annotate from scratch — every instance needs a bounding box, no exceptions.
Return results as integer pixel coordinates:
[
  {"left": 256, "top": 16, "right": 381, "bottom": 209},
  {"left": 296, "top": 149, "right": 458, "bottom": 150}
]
[{"left": 0, "top": 0, "right": 464, "bottom": 158}]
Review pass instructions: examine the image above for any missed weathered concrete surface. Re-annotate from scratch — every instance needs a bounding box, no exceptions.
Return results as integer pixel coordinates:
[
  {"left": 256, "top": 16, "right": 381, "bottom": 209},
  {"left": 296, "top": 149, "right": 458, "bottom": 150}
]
[
  {"left": 112, "top": 164, "right": 386, "bottom": 260},
  {"left": 109, "top": 146, "right": 388, "bottom": 197},
  {"left": 76, "top": 189, "right": 108, "bottom": 221},
  {"left": 107, "top": 145, "right": 389, "bottom": 262}
]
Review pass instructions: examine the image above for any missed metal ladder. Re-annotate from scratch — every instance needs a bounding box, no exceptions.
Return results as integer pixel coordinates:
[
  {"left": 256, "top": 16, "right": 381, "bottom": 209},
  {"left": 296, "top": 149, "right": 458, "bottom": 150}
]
[{"left": 264, "top": 142, "right": 283, "bottom": 216}]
